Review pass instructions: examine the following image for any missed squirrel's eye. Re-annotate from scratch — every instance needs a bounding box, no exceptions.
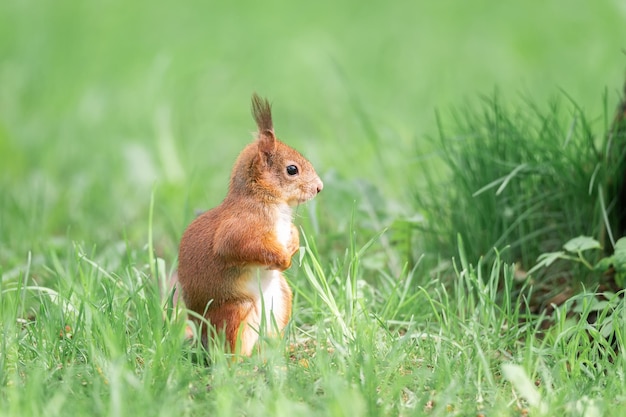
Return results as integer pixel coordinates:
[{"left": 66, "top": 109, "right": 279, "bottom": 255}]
[{"left": 286, "top": 165, "right": 298, "bottom": 176}]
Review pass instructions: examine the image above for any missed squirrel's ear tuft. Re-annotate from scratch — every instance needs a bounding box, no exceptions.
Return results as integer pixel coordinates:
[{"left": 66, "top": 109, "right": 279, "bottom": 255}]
[
  {"left": 252, "top": 93, "right": 276, "bottom": 162},
  {"left": 251, "top": 93, "right": 274, "bottom": 135}
]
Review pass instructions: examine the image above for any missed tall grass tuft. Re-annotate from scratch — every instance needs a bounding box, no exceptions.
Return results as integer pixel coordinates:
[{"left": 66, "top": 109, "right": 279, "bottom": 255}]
[{"left": 414, "top": 92, "right": 626, "bottom": 279}]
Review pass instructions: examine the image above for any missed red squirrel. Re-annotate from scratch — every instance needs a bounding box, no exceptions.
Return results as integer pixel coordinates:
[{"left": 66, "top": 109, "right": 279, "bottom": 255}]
[{"left": 177, "top": 94, "right": 323, "bottom": 355}]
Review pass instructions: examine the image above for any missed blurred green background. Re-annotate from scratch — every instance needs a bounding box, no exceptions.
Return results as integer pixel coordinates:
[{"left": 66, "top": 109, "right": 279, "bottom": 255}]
[{"left": 1, "top": 0, "right": 625, "bottom": 263}]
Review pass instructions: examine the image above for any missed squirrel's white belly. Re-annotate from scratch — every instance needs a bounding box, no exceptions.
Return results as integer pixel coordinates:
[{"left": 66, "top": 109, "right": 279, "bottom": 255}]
[
  {"left": 246, "top": 268, "right": 286, "bottom": 333},
  {"left": 274, "top": 203, "right": 293, "bottom": 248},
  {"left": 241, "top": 204, "right": 292, "bottom": 337}
]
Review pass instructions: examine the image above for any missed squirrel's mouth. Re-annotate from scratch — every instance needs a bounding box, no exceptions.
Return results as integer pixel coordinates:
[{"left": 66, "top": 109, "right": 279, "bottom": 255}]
[
  {"left": 289, "top": 193, "right": 313, "bottom": 206},
  {"left": 288, "top": 197, "right": 306, "bottom": 207},
  {"left": 289, "top": 181, "right": 322, "bottom": 206}
]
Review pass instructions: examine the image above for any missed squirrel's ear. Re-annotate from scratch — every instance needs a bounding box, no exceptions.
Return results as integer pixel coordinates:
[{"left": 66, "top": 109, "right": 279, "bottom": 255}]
[
  {"left": 257, "top": 130, "right": 276, "bottom": 161},
  {"left": 251, "top": 93, "right": 276, "bottom": 161}
]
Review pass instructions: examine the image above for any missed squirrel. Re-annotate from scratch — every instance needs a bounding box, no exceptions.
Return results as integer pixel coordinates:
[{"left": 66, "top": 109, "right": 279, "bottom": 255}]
[{"left": 176, "top": 94, "right": 323, "bottom": 355}]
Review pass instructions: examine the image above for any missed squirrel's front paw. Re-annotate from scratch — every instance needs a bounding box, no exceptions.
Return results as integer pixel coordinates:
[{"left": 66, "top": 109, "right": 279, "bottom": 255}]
[{"left": 287, "top": 224, "right": 300, "bottom": 256}]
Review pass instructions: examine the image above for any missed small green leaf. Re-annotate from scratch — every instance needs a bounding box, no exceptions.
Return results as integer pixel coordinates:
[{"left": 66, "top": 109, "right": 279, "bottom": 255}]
[
  {"left": 594, "top": 256, "right": 614, "bottom": 272},
  {"left": 588, "top": 300, "right": 610, "bottom": 312},
  {"left": 614, "top": 237, "right": 626, "bottom": 253},
  {"left": 528, "top": 251, "right": 566, "bottom": 275},
  {"left": 563, "top": 236, "right": 601, "bottom": 253},
  {"left": 599, "top": 317, "right": 615, "bottom": 339},
  {"left": 536, "top": 251, "right": 566, "bottom": 267},
  {"left": 612, "top": 238, "right": 626, "bottom": 271}
]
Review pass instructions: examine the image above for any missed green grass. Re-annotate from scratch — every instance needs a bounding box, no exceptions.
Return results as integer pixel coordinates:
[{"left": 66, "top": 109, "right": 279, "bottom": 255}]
[
  {"left": 414, "top": 93, "right": 619, "bottom": 265},
  {"left": 2, "top": 0, "right": 626, "bottom": 415},
  {"left": 3, "top": 230, "right": 625, "bottom": 416}
]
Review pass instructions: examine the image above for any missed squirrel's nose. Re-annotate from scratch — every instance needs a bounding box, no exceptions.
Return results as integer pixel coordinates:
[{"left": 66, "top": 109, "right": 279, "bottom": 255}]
[{"left": 316, "top": 179, "right": 323, "bottom": 194}]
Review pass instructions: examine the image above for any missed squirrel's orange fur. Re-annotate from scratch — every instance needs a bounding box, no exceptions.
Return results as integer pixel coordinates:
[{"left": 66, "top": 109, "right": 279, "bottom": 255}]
[{"left": 177, "top": 94, "right": 323, "bottom": 355}]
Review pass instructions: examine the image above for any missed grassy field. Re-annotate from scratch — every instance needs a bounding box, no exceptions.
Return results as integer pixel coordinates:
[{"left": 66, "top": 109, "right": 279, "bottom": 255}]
[{"left": 2, "top": 0, "right": 626, "bottom": 416}]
